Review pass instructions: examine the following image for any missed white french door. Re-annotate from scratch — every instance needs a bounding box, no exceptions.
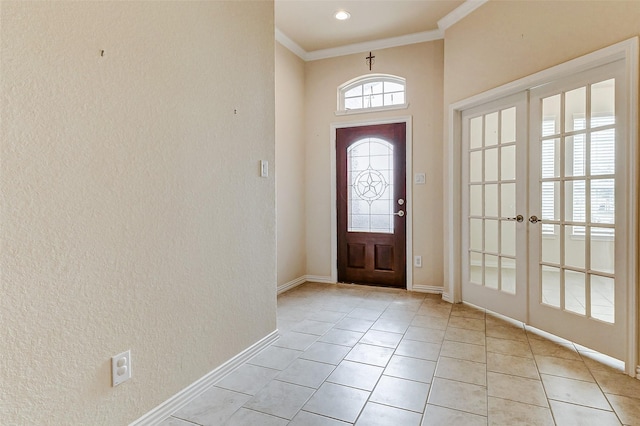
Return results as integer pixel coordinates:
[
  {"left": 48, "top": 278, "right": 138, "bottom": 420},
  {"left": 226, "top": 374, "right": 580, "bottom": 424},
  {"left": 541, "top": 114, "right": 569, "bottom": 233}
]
[
  {"left": 461, "top": 93, "right": 528, "bottom": 322},
  {"left": 528, "top": 61, "right": 627, "bottom": 360},
  {"left": 461, "top": 60, "right": 629, "bottom": 360}
]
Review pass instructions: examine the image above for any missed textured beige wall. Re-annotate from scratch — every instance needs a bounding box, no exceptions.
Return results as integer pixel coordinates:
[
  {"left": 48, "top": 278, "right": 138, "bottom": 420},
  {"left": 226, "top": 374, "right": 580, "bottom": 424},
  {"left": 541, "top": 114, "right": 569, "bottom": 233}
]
[
  {"left": 443, "top": 0, "right": 640, "bottom": 366},
  {"left": 444, "top": 1, "right": 640, "bottom": 106},
  {"left": 276, "top": 42, "right": 307, "bottom": 287},
  {"left": 304, "top": 41, "right": 444, "bottom": 287},
  {"left": 0, "top": 2, "right": 276, "bottom": 424}
]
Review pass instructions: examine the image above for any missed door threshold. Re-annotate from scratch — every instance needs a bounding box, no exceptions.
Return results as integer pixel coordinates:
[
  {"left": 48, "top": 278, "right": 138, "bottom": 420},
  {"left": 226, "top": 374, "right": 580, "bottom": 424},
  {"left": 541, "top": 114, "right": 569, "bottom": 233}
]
[{"left": 337, "top": 281, "right": 407, "bottom": 291}]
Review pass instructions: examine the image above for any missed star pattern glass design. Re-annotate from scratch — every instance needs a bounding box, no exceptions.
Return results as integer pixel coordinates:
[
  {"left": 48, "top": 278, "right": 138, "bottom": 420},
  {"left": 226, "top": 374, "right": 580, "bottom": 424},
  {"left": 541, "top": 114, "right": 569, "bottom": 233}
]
[{"left": 354, "top": 167, "right": 387, "bottom": 203}]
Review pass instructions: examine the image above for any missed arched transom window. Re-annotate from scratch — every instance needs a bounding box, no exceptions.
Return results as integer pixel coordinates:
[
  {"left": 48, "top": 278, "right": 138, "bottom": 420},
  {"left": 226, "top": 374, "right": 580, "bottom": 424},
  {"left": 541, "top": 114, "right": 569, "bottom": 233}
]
[{"left": 338, "top": 74, "right": 407, "bottom": 113}]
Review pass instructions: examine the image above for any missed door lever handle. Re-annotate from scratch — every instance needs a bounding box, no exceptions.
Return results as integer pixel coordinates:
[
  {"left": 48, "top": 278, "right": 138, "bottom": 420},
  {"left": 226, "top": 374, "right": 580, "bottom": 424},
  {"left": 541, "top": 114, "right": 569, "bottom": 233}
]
[
  {"left": 529, "top": 215, "right": 542, "bottom": 224},
  {"left": 507, "top": 214, "right": 524, "bottom": 222},
  {"left": 393, "top": 211, "right": 405, "bottom": 217}
]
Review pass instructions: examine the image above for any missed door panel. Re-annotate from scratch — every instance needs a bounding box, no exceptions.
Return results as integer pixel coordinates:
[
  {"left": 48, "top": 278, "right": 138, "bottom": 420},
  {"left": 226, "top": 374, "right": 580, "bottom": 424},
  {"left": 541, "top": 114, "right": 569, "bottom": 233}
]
[
  {"left": 337, "top": 123, "right": 406, "bottom": 287},
  {"left": 461, "top": 93, "right": 528, "bottom": 322},
  {"left": 529, "top": 61, "right": 626, "bottom": 360}
]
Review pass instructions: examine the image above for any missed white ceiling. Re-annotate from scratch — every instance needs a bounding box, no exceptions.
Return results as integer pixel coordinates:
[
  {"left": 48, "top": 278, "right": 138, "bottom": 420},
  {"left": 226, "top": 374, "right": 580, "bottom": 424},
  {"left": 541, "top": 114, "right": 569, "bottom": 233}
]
[{"left": 275, "top": 0, "right": 478, "bottom": 60}]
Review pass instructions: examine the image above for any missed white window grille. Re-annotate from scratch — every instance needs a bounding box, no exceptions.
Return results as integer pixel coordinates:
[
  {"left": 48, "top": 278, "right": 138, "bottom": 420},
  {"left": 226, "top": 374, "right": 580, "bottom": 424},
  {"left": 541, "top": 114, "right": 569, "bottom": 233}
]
[{"left": 540, "top": 116, "right": 615, "bottom": 237}]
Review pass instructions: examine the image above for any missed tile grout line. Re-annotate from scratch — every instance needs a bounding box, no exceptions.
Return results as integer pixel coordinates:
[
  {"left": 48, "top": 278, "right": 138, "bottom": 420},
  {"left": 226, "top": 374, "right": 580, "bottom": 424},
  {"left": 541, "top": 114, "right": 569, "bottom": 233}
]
[{"left": 525, "top": 324, "right": 558, "bottom": 425}]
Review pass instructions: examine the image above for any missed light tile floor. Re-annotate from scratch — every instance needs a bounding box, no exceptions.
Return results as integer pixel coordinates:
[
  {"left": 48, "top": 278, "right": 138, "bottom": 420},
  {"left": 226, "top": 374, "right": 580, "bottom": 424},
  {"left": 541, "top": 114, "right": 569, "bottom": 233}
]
[{"left": 160, "top": 282, "right": 640, "bottom": 425}]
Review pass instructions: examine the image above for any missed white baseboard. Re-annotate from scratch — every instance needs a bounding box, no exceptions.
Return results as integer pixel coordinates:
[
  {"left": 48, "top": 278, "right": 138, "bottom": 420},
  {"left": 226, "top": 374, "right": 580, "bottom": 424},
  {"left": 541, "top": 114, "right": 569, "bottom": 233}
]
[
  {"left": 129, "top": 330, "right": 279, "bottom": 426},
  {"left": 441, "top": 292, "right": 454, "bottom": 303},
  {"left": 277, "top": 275, "right": 335, "bottom": 294},
  {"left": 278, "top": 277, "right": 448, "bottom": 297},
  {"left": 412, "top": 284, "right": 444, "bottom": 295},
  {"left": 277, "top": 276, "right": 307, "bottom": 294},
  {"left": 304, "top": 275, "right": 334, "bottom": 284}
]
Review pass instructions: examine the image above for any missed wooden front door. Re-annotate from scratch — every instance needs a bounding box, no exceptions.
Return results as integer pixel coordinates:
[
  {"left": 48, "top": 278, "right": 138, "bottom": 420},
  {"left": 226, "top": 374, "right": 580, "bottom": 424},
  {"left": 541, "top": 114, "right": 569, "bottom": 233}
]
[{"left": 337, "top": 123, "right": 406, "bottom": 287}]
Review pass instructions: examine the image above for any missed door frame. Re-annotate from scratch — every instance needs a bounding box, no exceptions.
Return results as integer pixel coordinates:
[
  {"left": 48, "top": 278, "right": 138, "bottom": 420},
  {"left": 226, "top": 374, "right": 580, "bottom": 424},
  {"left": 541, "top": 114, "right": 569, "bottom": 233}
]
[
  {"left": 446, "top": 37, "right": 638, "bottom": 376},
  {"left": 331, "top": 116, "right": 413, "bottom": 290}
]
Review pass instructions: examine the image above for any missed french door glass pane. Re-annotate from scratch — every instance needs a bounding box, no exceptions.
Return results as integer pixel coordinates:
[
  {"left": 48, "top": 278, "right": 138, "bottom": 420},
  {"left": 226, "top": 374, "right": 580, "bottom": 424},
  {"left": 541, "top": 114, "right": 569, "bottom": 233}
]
[
  {"left": 470, "top": 151, "right": 483, "bottom": 182},
  {"left": 470, "top": 251, "right": 483, "bottom": 284},
  {"left": 566, "top": 135, "right": 586, "bottom": 177},
  {"left": 591, "top": 275, "right": 614, "bottom": 323},
  {"left": 470, "top": 219, "right": 482, "bottom": 251},
  {"left": 591, "top": 229, "right": 614, "bottom": 273},
  {"left": 501, "top": 221, "right": 516, "bottom": 256},
  {"left": 485, "top": 148, "right": 498, "bottom": 181},
  {"left": 565, "top": 181, "right": 586, "bottom": 222},
  {"left": 501, "top": 257, "right": 516, "bottom": 293},
  {"left": 485, "top": 220, "right": 499, "bottom": 253},
  {"left": 591, "top": 179, "right": 615, "bottom": 224},
  {"left": 541, "top": 225, "right": 560, "bottom": 264},
  {"left": 485, "top": 254, "right": 499, "bottom": 289},
  {"left": 470, "top": 185, "right": 482, "bottom": 216},
  {"left": 485, "top": 112, "right": 499, "bottom": 146},
  {"left": 542, "top": 95, "right": 560, "bottom": 136},
  {"left": 501, "top": 107, "right": 516, "bottom": 143},
  {"left": 591, "top": 79, "right": 615, "bottom": 127},
  {"left": 470, "top": 117, "right": 483, "bottom": 149},
  {"left": 541, "top": 265, "right": 561, "bottom": 308},
  {"left": 541, "top": 181, "right": 559, "bottom": 222},
  {"left": 565, "top": 87, "right": 586, "bottom": 132},
  {"left": 501, "top": 145, "right": 516, "bottom": 180},
  {"left": 485, "top": 184, "right": 498, "bottom": 217},
  {"left": 591, "top": 129, "right": 615, "bottom": 175},
  {"left": 564, "top": 226, "right": 585, "bottom": 269},
  {"left": 541, "top": 138, "right": 559, "bottom": 178},
  {"left": 565, "top": 270, "right": 586, "bottom": 315},
  {"left": 501, "top": 183, "right": 516, "bottom": 217}
]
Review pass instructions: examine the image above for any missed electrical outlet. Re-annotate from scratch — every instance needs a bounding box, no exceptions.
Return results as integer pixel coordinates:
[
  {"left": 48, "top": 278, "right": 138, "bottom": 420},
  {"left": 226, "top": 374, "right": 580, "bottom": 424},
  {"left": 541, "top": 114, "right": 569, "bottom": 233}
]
[
  {"left": 112, "top": 350, "right": 131, "bottom": 387},
  {"left": 414, "top": 173, "right": 426, "bottom": 185},
  {"left": 414, "top": 256, "right": 422, "bottom": 268}
]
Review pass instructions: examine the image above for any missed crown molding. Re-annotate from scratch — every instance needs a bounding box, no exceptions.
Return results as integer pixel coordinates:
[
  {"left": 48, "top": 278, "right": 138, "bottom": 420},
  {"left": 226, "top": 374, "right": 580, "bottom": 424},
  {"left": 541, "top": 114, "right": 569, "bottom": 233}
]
[
  {"left": 276, "top": 0, "right": 488, "bottom": 62},
  {"left": 305, "top": 29, "right": 443, "bottom": 61},
  {"left": 275, "top": 27, "right": 442, "bottom": 62},
  {"left": 438, "top": 0, "right": 488, "bottom": 31},
  {"left": 275, "top": 28, "right": 307, "bottom": 60}
]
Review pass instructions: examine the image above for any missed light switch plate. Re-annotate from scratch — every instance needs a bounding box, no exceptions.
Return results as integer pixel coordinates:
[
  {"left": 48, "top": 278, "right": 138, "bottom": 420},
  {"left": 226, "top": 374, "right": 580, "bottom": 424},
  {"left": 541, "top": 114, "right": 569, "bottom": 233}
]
[{"left": 414, "top": 173, "right": 426, "bottom": 185}]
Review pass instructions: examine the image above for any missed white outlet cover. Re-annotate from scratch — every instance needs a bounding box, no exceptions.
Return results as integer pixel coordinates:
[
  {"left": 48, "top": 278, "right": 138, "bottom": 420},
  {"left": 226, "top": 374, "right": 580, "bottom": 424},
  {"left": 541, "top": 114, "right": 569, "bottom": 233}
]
[
  {"left": 112, "top": 350, "right": 132, "bottom": 387},
  {"left": 414, "top": 256, "right": 422, "bottom": 267},
  {"left": 414, "top": 173, "right": 426, "bottom": 185}
]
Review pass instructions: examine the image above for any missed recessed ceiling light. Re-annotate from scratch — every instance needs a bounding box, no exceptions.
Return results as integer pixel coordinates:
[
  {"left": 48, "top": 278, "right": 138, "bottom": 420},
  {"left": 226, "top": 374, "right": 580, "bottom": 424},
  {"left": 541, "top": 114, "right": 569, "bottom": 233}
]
[{"left": 335, "top": 10, "right": 351, "bottom": 21}]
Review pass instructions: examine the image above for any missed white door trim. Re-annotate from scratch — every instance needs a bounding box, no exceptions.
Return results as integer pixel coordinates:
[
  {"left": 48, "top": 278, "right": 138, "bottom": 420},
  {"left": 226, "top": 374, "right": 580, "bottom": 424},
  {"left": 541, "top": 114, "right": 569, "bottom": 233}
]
[
  {"left": 446, "top": 37, "right": 638, "bottom": 376},
  {"left": 330, "top": 116, "right": 413, "bottom": 289}
]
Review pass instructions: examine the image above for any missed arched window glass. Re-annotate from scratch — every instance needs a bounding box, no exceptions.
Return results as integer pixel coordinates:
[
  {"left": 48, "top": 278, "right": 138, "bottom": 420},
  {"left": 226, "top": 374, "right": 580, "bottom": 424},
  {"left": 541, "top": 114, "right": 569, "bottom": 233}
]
[{"left": 338, "top": 74, "right": 407, "bottom": 113}]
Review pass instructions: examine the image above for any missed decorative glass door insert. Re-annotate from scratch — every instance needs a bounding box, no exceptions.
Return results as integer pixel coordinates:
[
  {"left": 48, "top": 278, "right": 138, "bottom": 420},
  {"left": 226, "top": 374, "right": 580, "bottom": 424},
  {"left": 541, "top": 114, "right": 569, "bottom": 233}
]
[{"left": 347, "top": 138, "right": 394, "bottom": 233}]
